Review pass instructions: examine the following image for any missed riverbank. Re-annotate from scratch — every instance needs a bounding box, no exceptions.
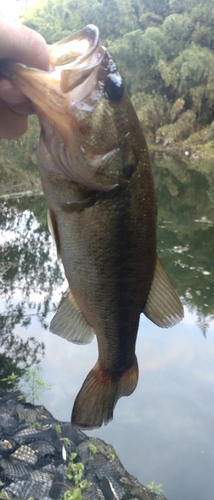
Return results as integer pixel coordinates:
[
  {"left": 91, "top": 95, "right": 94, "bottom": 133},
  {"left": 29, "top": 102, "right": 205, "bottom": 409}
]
[
  {"left": 1, "top": 143, "right": 213, "bottom": 199},
  {"left": 1, "top": 109, "right": 214, "bottom": 198},
  {"left": 0, "top": 160, "right": 42, "bottom": 197},
  {"left": 0, "top": 390, "right": 166, "bottom": 500}
]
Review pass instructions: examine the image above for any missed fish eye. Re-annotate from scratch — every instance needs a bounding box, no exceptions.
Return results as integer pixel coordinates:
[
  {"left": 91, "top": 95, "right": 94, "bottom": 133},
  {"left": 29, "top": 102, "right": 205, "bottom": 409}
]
[{"left": 105, "top": 73, "right": 124, "bottom": 101}]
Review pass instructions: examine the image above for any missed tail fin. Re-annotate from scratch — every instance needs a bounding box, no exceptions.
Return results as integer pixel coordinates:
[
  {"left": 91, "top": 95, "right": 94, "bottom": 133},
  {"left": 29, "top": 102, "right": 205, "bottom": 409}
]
[{"left": 71, "top": 358, "right": 138, "bottom": 430}]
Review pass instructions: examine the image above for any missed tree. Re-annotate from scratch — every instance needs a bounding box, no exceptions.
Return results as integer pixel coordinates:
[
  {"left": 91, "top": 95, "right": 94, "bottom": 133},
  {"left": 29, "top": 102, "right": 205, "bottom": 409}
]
[{"left": 19, "top": 0, "right": 214, "bottom": 149}]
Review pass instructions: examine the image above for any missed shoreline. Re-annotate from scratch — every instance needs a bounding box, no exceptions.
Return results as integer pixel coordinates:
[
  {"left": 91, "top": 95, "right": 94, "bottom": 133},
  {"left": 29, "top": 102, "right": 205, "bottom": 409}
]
[{"left": 0, "top": 390, "right": 166, "bottom": 500}]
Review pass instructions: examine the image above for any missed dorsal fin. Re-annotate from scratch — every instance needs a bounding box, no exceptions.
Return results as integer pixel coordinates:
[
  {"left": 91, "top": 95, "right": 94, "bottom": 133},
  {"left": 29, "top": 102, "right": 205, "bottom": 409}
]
[
  {"left": 50, "top": 289, "right": 94, "bottom": 344},
  {"left": 143, "top": 256, "right": 184, "bottom": 328}
]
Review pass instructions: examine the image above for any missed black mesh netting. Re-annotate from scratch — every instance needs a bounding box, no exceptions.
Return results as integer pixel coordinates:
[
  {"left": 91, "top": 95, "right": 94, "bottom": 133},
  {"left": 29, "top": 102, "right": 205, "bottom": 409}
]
[{"left": 0, "top": 390, "right": 167, "bottom": 500}]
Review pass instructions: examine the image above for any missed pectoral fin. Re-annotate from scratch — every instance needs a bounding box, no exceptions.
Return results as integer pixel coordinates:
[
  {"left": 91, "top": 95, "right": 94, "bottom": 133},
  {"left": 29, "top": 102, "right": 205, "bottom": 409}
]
[
  {"left": 59, "top": 191, "right": 100, "bottom": 212},
  {"left": 87, "top": 147, "right": 133, "bottom": 188},
  {"left": 143, "top": 257, "right": 184, "bottom": 328},
  {"left": 50, "top": 289, "right": 94, "bottom": 344},
  {"left": 47, "top": 209, "right": 61, "bottom": 257}
]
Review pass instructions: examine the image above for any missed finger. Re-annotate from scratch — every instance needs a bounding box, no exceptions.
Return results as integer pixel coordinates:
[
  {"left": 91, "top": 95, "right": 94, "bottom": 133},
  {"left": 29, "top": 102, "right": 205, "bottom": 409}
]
[
  {"left": 0, "top": 101, "right": 28, "bottom": 139},
  {"left": 0, "top": 79, "right": 34, "bottom": 114},
  {"left": 0, "top": 17, "right": 49, "bottom": 71}
]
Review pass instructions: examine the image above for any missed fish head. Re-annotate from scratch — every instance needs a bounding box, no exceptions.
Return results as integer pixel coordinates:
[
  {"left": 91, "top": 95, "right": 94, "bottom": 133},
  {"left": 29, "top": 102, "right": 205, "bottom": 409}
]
[{"left": 0, "top": 25, "right": 139, "bottom": 190}]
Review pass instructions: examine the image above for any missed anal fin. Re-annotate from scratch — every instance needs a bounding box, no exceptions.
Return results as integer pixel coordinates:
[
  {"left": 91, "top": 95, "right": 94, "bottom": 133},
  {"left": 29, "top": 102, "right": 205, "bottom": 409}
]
[
  {"left": 143, "top": 256, "right": 184, "bottom": 328},
  {"left": 50, "top": 289, "right": 94, "bottom": 344}
]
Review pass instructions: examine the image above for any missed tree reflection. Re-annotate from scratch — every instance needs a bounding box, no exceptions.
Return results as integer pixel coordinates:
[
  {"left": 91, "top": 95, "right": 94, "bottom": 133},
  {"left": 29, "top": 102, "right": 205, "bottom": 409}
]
[
  {"left": 0, "top": 195, "right": 64, "bottom": 387},
  {"left": 1, "top": 159, "right": 214, "bottom": 354},
  {"left": 0, "top": 353, "right": 24, "bottom": 389},
  {"left": 153, "top": 152, "right": 214, "bottom": 334}
]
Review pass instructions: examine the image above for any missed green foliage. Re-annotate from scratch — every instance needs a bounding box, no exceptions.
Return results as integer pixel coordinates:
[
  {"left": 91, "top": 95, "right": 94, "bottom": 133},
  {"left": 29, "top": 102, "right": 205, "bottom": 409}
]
[
  {"left": 0, "top": 316, "right": 45, "bottom": 390},
  {"left": 55, "top": 424, "right": 62, "bottom": 435},
  {"left": 0, "top": 195, "right": 64, "bottom": 392},
  {"left": 88, "top": 444, "right": 98, "bottom": 454},
  {"left": 170, "top": 98, "right": 185, "bottom": 122},
  {"left": 132, "top": 92, "right": 168, "bottom": 139},
  {"left": 24, "top": 0, "right": 139, "bottom": 43},
  {"left": 61, "top": 437, "right": 72, "bottom": 449},
  {"left": 88, "top": 442, "right": 115, "bottom": 460},
  {"left": 162, "top": 13, "right": 194, "bottom": 45},
  {"left": 107, "top": 451, "right": 116, "bottom": 460},
  {"left": 32, "top": 421, "right": 41, "bottom": 430},
  {"left": 0, "top": 357, "right": 25, "bottom": 390},
  {"left": 139, "top": 0, "right": 170, "bottom": 19},
  {"left": 175, "top": 45, "right": 214, "bottom": 93},
  {"left": 168, "top": 0, "right": 199, "bottom": 14},
  {"left": 21, "top": 0, "right": 214, "bottom": 149},
  {"left": 19, "top": 365, "right": 52, "bottom": 404},
  {"left": 147, "top": 481, "right": 163, "bottom": 495},
  {"left": 139, "top": 12, "right": 164, "bottom": 30},
  {"left": 191, "top": 2, "right": 214, "bottom": 50},
  {"left": 0, "top": 371, "right": 19, "bottom": 388},
  {"left": 0, "top": 365, "right": 51, "bottom": 405},
  {"left": 0, "top": 115, "right": 40, "bottom": 195},
  {"left": 66, "top": 453, "right": 84, "bottom": 484},
  {"left": 61, "top": 489, "right": 81, "bottom": 500},
  {"left": 156, "top": 110, "right": 196, "bottom": 144},
  {"left": 0, "top": 491, "right": 10, "bottom": 499},
  {"left": 61, "top": 452, "right": 90, "bottom": 500},
  {"left": 192, "top": 26, "right": 213, "bottom": 47}
]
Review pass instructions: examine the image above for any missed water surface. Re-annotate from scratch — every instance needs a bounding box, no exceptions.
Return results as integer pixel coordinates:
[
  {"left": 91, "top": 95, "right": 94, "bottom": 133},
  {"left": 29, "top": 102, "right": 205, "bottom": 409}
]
[{"left": 1, "top": 153, "right": 214, "bottom": 500}]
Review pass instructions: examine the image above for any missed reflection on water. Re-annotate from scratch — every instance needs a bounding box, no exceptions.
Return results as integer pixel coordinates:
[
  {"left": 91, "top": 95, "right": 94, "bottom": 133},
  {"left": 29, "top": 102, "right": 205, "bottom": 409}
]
[
  {"left": 153, "top": 152, "right": 214, "bottom": 334},
  {"left": 1, "top": 155, "right": 214, "bottom": 500}
]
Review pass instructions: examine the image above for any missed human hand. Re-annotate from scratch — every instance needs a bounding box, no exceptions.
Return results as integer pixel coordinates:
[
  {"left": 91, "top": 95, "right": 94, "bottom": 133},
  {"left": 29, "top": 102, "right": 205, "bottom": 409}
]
[{"left": 0, "top": 15, "right": 49, "bottom": 139}]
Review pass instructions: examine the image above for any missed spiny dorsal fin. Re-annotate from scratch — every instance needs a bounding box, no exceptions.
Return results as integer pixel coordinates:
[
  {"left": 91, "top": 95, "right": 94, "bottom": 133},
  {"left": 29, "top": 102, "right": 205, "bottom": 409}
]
[
  {"left": 50, "top": 289, "right": 94, "bottom": 344},
  {"left": 143, "top": 256, "right": 184, "bottom": 328}
]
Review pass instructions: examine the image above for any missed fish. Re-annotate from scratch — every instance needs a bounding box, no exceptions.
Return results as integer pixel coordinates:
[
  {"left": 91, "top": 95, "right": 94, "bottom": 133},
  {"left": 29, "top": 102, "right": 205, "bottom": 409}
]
[{"left": 0, "top": 25, "right": 184, "bottom": 429}]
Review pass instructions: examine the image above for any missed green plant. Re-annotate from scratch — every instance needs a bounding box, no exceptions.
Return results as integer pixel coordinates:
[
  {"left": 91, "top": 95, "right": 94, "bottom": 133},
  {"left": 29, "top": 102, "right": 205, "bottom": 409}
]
[
  {"left": 32, "top": 421, "right": 41, "bottom": 430},
  {"left": 147, "top": 480, "right": 163, "bottom": 495},
  {"left": 1, "top": 365, "right": 52, "bottom": 405},
  {"left": 88, "top": 442, "right": 116, "bottom": 460},
  {"left": 61, "top": 489, "right": 82, "bottom": 500},
  {"left": 61, "top": 437, "right": 71, "bottom": 449},
  {"left": 107, "top": 451, "right": 116, "bottom": 460},
  {"left": 88, "top": 444, "right": 98, "bottom": 455},
  {"left": 55, "top": 424, "right": 62, "bottom": 435},
  {"left": 66, "top": 453, "right": 84, "bottom": 484},
  {"left": 19, "top": 365, "right": 52, "bottom": 404},
  {"left": 0, "top": 490, "right": 10, "bottom": 499},
  {"left": 0, "top": 372, "right": 18, "bottom": 387},
  {"left": 61, "top": 452, "right": 90, "bottom": 500}
]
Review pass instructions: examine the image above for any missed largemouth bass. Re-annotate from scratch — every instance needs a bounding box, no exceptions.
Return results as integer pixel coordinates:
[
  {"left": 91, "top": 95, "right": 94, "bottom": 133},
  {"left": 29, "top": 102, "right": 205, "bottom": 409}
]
[{"left": 0, "top": 25, "right": 184, "bottom": 429}]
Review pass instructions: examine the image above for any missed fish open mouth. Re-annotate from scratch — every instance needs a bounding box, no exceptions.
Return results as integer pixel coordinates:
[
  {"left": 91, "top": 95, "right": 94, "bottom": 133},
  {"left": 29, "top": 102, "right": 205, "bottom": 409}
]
[
  {"left": 0, "top": 25, "right": 130, "bottom": 190},
  {"left": 48, "top": 24, "right": 105, "bottom": 94},
  {"left": 0, "top": 24, "right": 105, "bottom": 115}
]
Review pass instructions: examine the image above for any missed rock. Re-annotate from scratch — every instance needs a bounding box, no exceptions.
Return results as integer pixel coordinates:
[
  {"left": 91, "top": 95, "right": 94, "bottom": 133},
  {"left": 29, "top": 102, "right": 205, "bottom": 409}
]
[{"left": 0, "top": 391, "right": 167, "bottom": 500}]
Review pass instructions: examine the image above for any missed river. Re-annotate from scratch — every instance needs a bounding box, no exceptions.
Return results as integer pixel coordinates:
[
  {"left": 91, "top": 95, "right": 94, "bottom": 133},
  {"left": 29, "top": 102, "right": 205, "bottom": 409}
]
[{"left": 0, "top": 152, "right": 214, "bottom": 500}]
